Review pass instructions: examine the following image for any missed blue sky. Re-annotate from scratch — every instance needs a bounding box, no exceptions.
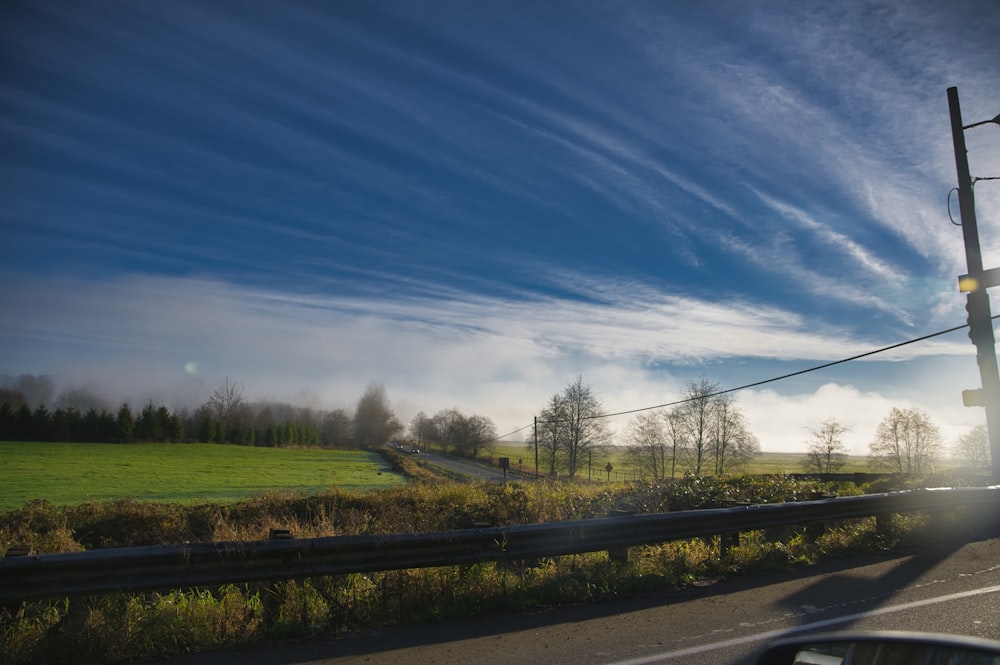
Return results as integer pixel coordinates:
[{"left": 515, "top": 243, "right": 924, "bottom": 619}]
[{"left": 2, "top": 1, "right": 1000, "bottom": 453}]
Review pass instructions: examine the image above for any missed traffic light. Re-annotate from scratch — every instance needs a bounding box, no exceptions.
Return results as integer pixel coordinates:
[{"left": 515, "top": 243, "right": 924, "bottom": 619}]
[{"left": 966, "top": 297, "right": 976, "bottom": 344}]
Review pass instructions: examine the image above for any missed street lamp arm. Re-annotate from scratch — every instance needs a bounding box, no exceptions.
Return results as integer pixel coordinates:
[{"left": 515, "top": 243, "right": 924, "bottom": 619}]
[{"left": 963, "top": 112, "right": 1000, "bottom": 130}]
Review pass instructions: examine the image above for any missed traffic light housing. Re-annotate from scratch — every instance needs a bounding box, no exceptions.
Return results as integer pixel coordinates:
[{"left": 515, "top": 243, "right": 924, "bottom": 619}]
[
  {"left": 967, "top": 298, "right": 976, "bottom": 344},
  {"left": 963, "top": 388, "right": 985, "bottom": 407}
]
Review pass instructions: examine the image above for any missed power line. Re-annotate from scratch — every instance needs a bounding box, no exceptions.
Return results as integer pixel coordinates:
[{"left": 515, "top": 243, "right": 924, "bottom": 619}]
[
  {"left": 493, "top": 422, "right": 535, "bottom": 441},
  {"left": 584, "top": 321, "right": 976, "bottom": 421},
  {"left": 491, "top": 318, "right": 990, "bottom": 439}
]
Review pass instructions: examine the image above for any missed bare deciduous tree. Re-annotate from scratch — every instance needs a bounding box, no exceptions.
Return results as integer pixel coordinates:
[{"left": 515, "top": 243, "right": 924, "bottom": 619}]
[
  {"left": 430, "top": 408, "right": 463, "bottom": 454},
  {"left": 953, "top": 424, "right": 991, "bottom": 471},
  {"left": 537, "top": 394, "right": 568, "bottom": 476},
  {"left": 409, "top": 411, "right": 432, "bottom": 447},
  {"left": 662, "top": 408, "right": 689, "bottom": 479},
  {"left": 558, "top": 376, "right": 611, "bottom": 478},
  {"left": 677, "top": 377, "right": 717, "bottom": 475},
  {"left": 208, "top": 377, "right": 245, "bottom": 428},
  {"left": 805, "top": 418, "right": 850, "bottom": 474},
  {"left": 710, "top": 393, "right": 757, "bottom": 475},
  {"left": 869, "top": 407, "right": 940, "bottom": 475},
  {"left": 625, "top": 410, "right": 668, "bottom": 481},
  {"left": 207, "top": 377, "right": 250, "bottom": 443}
]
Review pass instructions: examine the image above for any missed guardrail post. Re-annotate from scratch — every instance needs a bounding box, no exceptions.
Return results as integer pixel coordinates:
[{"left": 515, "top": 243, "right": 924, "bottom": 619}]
[
  {"left": 607, "top": 510, "right": 632, "bottom": 564},
  {"left": 875, "top": 512, "right": 892, "bottom": 536},
  {"left": 1, "top": 544, "right": 31, "bottom": 616},
  {"left": 719, "top": 501, "right": 750, "bottom": 556},
  {"left": 261, "top": 528, "right": 293, "bottom": 628},
  {"left": 803, "top": 493, "right": 835, "bottom": 541}
]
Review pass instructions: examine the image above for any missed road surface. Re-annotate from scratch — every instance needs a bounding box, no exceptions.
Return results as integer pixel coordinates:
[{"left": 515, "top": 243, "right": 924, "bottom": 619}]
[
  {"left": 417, "top": 450, "right": 518, "bottom": 483},
  {"left": 164, "top": 536, "right": 1000, "bottom": 665}
]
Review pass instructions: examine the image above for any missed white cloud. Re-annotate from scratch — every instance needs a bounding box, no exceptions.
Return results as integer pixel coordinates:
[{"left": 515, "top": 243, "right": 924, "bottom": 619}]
[{"left": 0, "top": 272, "right": 984, "bottom": 452}]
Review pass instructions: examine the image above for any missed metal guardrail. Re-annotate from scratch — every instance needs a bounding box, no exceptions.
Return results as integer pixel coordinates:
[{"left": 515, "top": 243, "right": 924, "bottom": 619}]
[{"left": 2, "top": 486, "right": 998, "bottom": 604}]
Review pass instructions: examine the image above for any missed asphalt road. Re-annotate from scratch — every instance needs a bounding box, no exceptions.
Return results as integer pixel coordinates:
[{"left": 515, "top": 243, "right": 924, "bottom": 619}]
[
  {"left": 417, "top": 450, "right": 516, "bottom": 482},
  {"left": 164, "top": 536, "right": 1000, "bottom": 665}
]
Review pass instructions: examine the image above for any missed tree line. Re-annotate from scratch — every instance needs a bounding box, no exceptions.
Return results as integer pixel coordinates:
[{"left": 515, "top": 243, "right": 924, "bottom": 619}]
[
  {"left": 3, "top": 372, "right": 989, "bottom": 474},
  {"left": 803, "top": 407, "right": 990, "bottom": 475},
  {"left": 0, "top": 379, "right": 408, "bottom": 450},
  {"left": 408, "top": 408, "right": 497, "bottom": 458},
  {"left": 619, "top": 378, "right": 759, "bottom": 480},
  {"left": 544, "top": 376, "right": 990, "bottom": 480},
  {"left": 524, "top": 375, "right": 757, "bottom": 480}
]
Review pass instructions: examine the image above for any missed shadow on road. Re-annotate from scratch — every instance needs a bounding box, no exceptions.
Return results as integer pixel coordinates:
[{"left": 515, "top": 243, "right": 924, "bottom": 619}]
[{"left": 773, "top": 513, "right": 999, "bottom": 630}]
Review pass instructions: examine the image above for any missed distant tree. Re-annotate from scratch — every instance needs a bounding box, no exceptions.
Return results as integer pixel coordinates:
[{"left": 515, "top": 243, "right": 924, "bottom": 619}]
[
  {"left": 208, "top": 377, "right": 249, "bottom": 443},
  {"left": 80, "top": 407, "right": 99, "bottom": 441},
  {"left": 116, "top": 402, "right": 135, "bottom": 443},
  {"left": 351, "top": 382, "right": 402, "bottom": 448},
  {"left": 953, "top": 424, "right": 991, "bottom": 471},
  {"left": 155, "top": 405, "right": 173, "bottom": 442},
  {"left": 167, "top": 411, "right": 185, "bottom": 443},
  {"left": 135, "top": 401, "right": 165, "bottom": 442},
  {"left": 51, "top": 407, "right": 81, "bottom": 442},
  {"left": 254, "top": 406, "right": 277, "bottom": 447},
  {"left": 710, "top": 393, "right": 757, "bottom": 475},
  {"left": 30, "top": 404, "right": 50, "bottom": 441},
  {"left": 425, "top": 408, "right": 457, "bottom": 454},
  {"left": 677, "top": 378, "right": 717, "bottom": 475},
  {"left": 409, "top": 411, "right": 432, "bottom": 447},
  {"left": 537, "top": 394, "right": 568, "bottom": 476},
  {"left": 0, "top": 389, "right": 27, "bottom": 441},
  {"left": 3, "top": 374, "right": 54, "bottom": 410},
  {"left": 10, "top": 403, "right": 32, "bottom": 441},
  {"left": 80, "top": 407, "right": 117, "bottom": 443},
  {"left": 0, "top": 388, "right": 27, "bottom": 410},
  {"left": 191, "top": 405, "right": 219, "bottom": 443},
  {"left": 805, "top": 418, "right": 850, "bottom": 474},
  {"left": 624, "top": 411, "right": 669, "bottom": 481},
  {"left": 869, "top": 407, "right": 941, "bottom": 475},
  {"left": 558, "top": 376, "right": 611, "bottom": 478},
  {"left": 321, "top": 408, "right": 353, "bottom": 448},
  {"left": 461, "top": 414, "right": 497, "bottom": 459},
  {"left": 662, "top": 408, "right": 689, "bottom": 479},
  {"left": 54, "top": 387, "right": 108, "bottom": 413},
  {"left": 0, "top": 402, "right": 17, "bottom": 440}
]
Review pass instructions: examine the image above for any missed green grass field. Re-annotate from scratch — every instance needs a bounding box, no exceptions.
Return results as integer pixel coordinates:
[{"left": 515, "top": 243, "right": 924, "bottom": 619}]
[{"left": 0, "top": 442, "right": 408, "bottom": 511}]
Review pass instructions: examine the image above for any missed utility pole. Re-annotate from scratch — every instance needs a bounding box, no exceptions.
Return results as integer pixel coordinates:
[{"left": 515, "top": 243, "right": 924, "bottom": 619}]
[
  {"left": 533, "top": 416, "right": 539, "bottom": 478},
  {"left": 948, "top": 86, "right": 1000, "bottom": 483}
]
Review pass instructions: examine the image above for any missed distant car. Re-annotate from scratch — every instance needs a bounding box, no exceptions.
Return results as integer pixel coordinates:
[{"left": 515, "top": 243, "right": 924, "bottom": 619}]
[{"left": 410, "top": 448, "right": 420, "bottom": 454}]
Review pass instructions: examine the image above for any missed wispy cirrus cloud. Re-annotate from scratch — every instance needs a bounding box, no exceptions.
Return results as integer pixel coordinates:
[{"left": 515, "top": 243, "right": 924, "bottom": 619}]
[{"left": 2, "top": 1, "right": 996, "bottom": 455}]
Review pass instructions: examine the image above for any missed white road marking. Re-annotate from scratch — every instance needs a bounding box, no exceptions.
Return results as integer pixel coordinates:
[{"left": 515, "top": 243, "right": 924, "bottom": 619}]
[{"left": 608, "top": 584, "right": 1000, "bottom": 665}]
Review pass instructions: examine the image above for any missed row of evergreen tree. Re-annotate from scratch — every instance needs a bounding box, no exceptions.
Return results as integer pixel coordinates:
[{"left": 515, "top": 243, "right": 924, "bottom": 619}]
[{"left": 0, "top": 397, "right": 339, "bottom": 448}]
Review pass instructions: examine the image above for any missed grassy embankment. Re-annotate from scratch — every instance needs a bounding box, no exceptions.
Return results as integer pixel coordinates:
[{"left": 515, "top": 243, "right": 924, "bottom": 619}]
[{"left": 0, "top": 441, "right": 407, "bottom": 511}]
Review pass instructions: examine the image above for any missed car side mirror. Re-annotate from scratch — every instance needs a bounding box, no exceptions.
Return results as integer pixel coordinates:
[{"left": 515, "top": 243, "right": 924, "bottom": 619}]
[{"left": 755, "top": 631, "right": 1000, "bottom": 664}]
